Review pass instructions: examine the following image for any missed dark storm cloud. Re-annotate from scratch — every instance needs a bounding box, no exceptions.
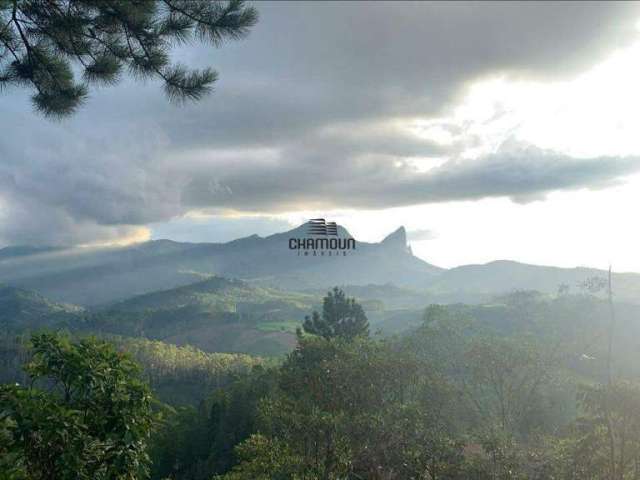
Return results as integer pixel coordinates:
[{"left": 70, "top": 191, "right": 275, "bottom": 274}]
[
  {"left": 179, "top": 144, "right": 640, "bottom": 211},
  {"left": 1, "top": 1, "right": 639, "bottom": 245},
  {"left": 150, "top": 216, "right": 293, "bottom": 243},
  {"left": 153, "top": 1, "right": 640, "bottom": 148}
]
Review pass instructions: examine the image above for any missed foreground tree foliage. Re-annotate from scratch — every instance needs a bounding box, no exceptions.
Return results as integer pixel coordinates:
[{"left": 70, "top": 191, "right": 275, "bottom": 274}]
[
  {"left": 0, "top": 333, "right": 264, "bottom": 407},
  {"left": 0, "top": 333, "right": 154, "bottom": 480},
  {"left": 150, "top": 366, "right": 278, "bottom": 479},
  {"left": 560, "top": 381, "right": 640, "bottom": 480},
  {"left": 0, "top": 0, "right": 258, "bottom": 117},
  {"left": 218, "top": 335, "right": 469, "bottom": 480},
  {"left": 2, "top": 289, "right": 640, "bottom": 479}
]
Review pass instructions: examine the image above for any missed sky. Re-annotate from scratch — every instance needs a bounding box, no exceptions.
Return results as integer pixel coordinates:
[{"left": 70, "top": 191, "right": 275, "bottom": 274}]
[{"left": 2, "top": 2, "right": 640, "bottom": 271}]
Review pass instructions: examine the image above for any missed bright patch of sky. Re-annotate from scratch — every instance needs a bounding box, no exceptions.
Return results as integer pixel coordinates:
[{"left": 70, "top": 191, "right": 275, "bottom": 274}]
[{"left": 276, "top": 40, "right": 640, "bottom": 271}]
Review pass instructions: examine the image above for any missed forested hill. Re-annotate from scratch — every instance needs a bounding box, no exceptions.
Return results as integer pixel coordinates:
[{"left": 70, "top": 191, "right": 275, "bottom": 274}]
[
  {"left": 0, "top": 285, "right": 83, "bottom": 330},
  {"left": 83, "top": 276, "right": 316, "bottom": 356},
  {"left": 0, "top": 276, "right": 317, "bottom": 356},
  {"left": 106, "top": 275, "right": 313, "bottom": 313}
]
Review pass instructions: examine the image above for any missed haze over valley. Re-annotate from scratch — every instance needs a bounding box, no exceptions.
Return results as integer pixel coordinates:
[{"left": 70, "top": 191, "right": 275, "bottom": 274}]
[{"left": 1, "top": 221, "right": 639, "bottom": 358}]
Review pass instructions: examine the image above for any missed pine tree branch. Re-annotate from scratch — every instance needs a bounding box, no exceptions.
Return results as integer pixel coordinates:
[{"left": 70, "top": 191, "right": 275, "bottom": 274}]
[{"left": 0, "top": 0, "right": 257, "bottom": 116}]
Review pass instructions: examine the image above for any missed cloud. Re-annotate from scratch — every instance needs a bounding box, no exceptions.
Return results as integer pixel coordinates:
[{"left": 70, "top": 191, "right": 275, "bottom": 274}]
[
  {"left": 407, "top": 229, "right": 438, "bottom": 242},
  {"left": 150, "top": 215, "right": 292, "bottom": 243},
  {"left": 0, "top": 196, "right": 150, "bottom": 247},
  {"left": 179, "top": 143, "right": 640, "bottom": 211},
  {"left": 1, "top": 2, "right": 639, "bottom": 245}
]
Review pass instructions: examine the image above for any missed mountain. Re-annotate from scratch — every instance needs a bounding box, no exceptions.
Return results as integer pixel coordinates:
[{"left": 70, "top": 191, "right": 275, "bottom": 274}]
[
  {"left": 0, "top": 284, "right": 83, "bottom": 330},
  {"left": 0, "top": 222, "right": 639, "bottom": 307},
  {"left": 0, "top": 275, "right": 426, "bottom": 357},
  {"left": 424, "top": 260, "right": 640, "bottom": 304},
  {"left": 0, "top": 245, "right": 63, "bottom": 261},
  {"left": 0, "top": 223, "right": 441, "bottom": 306}
]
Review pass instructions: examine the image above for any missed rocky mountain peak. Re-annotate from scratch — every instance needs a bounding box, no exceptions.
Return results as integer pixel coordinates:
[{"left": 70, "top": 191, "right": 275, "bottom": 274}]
[{"left": 380, "top": 226, "right": 408, "bottom": 250}]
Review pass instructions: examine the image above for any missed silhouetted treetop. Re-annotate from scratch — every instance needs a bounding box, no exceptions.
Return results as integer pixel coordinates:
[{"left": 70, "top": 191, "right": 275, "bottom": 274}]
[{"left": 302, "top": 287, "right": 369, "bottom": 340}]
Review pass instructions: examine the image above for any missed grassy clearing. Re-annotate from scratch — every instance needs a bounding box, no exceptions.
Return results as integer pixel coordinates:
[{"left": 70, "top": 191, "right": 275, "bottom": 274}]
[{"left": 256, "top": 320, "right": 300, "bottom": 333}]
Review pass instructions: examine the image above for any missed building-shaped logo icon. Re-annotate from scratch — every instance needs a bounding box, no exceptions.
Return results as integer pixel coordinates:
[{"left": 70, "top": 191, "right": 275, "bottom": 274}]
[{"left": 307, "top": 218, "right": 338, "bottom": 236}]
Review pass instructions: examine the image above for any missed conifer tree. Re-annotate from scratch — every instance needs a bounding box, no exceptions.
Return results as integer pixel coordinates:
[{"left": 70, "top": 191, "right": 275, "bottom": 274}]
[
  {"left": 0, "top": 0, "right": 258, "bottom": 117},
  {"left": 302, "top": 287, "right": 369, "bottom": 340}
]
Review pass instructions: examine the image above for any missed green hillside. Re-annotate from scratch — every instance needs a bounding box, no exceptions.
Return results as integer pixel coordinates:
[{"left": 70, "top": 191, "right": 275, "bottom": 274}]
[
  {"left": 0, "top": 285, "right": 83, "bottom": 330},
  {"left": 0, "top": 277, "right": 427, "bottom": 357},
  {"left": 109, "top": 336, "right": 265, "bottom": 405},
  {"left": 108, "top": 275, "right": 313, "bottom": 313},
  {"left": 79, "top": 276, "right": 319, "bottom": 356}
]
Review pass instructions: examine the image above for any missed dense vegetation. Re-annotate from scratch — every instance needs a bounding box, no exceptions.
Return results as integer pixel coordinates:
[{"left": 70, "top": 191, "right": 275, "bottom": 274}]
[
  {"left": 148, "top": 288, "right": 640, "bottom": 479},
  {"left": 83, "top": 277, "right": 316, "bottom": 356},
  {"left": 1, "top": 334, "right": 154, "bottom": 479},
  {"left": 0, "top": 278, "right": 318, "bottom": 357},
  {"left": 0, "top": 333, "right": 263, "bottom": 406},
  {"left": 2, "top": 283, "right": 640, "bottom": 479}
]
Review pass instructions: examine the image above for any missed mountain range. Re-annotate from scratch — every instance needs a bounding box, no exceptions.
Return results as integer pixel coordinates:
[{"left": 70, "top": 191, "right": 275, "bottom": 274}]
[{"left": 0, "top": 222, "right": 638, "bottom": 307}]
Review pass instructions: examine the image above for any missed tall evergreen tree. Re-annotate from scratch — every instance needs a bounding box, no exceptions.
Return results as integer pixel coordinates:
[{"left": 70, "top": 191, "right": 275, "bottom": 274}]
[
  {"left": 0, "top": 0, "right": 258, "bottom": 117},
  {"left": 302, "top": 287, "right": 369, "bottom": 340}
]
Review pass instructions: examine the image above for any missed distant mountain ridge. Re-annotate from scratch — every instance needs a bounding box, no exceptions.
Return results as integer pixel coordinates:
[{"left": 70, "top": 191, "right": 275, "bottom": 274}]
[
  {"left": 427, "top": 260, "right": 640, "bottom": 304},
  {"left": 0, "top": 223, "right": 441, "bottom": 305},
  {"left": 0, "top": 222, "right": 638, "bottom": 306}
]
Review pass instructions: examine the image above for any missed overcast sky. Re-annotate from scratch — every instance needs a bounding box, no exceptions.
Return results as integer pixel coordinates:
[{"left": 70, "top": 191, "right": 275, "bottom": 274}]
[{"left": 2, "top": 2, "right": 640, "bottom": 270}]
